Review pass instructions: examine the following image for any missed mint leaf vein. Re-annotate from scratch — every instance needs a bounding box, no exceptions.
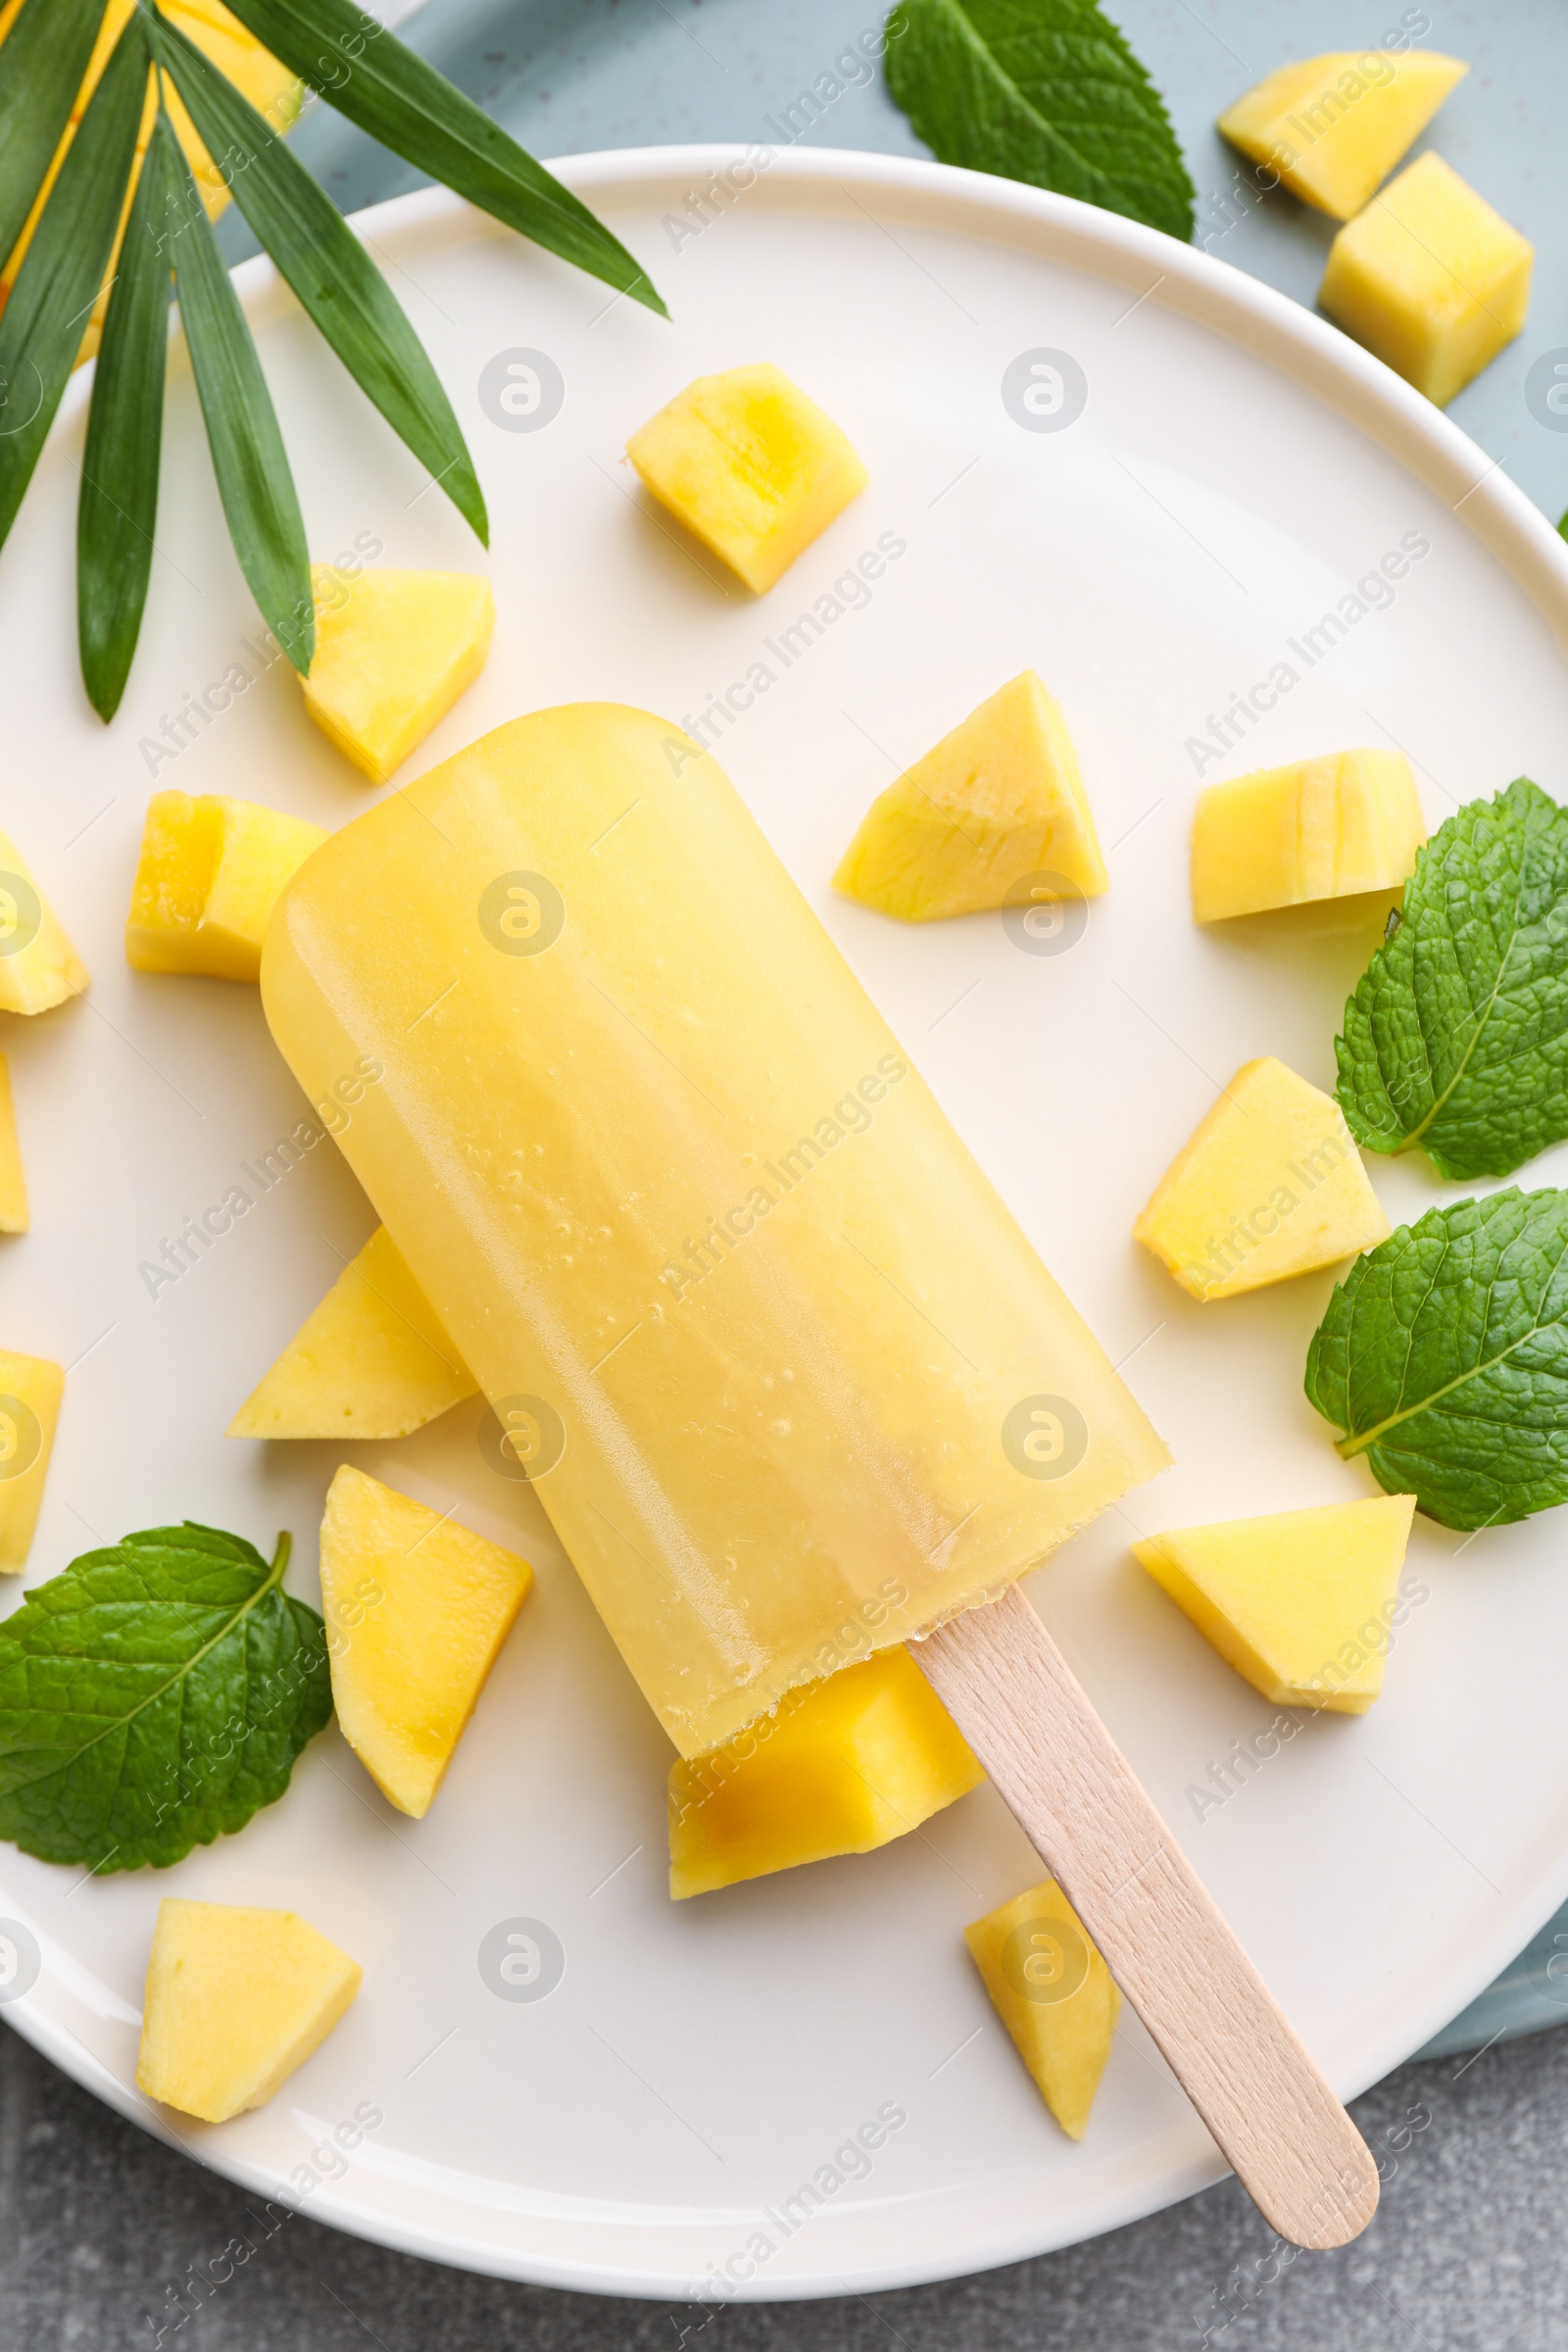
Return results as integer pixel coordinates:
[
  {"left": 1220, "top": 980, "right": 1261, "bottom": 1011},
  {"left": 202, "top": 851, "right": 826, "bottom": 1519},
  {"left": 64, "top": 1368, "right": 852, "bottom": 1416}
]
[
  {"left": 1336, "top": 778, "right": 1568, "bottom": 1180},
  {"left": 0, "top": 1523, "right": 330, "bottom": 1873},
  {"left": 885, "top": 0, "right": 1195, "bottom": 243},
  {"left": 1304, "top": 1189, "right": 1568, "bottom": 1531}
]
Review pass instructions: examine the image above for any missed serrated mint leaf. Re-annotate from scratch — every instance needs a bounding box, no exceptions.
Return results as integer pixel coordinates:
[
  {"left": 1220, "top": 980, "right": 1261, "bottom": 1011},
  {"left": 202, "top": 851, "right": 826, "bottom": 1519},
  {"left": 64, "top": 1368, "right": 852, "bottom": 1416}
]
[
  {"left": 1304, "top": 1189, "right": 1568, "bottom": 1531},
  {"left": 1336, "top": 778, "right": 1568, "bottom": 1181},
  {"left": 884, "top": 0, "right": 1195, "bottom": 242},
  {"left": 0, "top": 1524, "right": 330, "bottom": 1874}
]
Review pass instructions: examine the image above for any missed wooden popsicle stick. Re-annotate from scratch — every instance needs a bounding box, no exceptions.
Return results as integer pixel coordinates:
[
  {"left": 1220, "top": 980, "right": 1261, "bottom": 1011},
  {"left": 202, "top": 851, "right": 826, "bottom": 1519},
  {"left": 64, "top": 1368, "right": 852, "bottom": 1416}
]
[{"left": 914, "top": 1582, "right": 1379, "bottom": 2250}]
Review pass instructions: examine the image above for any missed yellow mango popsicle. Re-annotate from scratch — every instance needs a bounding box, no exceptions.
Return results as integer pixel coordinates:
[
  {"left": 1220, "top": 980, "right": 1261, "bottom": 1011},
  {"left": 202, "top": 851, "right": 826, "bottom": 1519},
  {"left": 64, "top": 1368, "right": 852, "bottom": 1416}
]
[{"left": 262, "top": 707, "right": 1167, "bottom": 1754}]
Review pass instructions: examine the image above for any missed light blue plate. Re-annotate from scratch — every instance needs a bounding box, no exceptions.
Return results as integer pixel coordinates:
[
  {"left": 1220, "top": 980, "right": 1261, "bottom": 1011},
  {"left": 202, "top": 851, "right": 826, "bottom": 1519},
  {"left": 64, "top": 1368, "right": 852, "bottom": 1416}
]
[{"left": 308, "top": 0, "right": 1567, "bottom": 2068}]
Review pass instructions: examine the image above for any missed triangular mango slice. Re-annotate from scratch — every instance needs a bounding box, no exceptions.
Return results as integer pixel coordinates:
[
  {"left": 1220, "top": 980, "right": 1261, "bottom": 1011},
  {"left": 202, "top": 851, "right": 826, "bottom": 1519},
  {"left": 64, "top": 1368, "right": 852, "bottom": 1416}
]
[
  {"left": 301, "top": 566, "right": 495, "bottom": 783},
  {"left": 1134, "top": 1494, "right": 1417, "bottom": 1712},
  {"left": 1134, "top": 1056, "right": 1389, "bottom": 1300},
  {"left": 227, "top": 1226, "right": 476, "bottom": 1440},
  {"left": 964, "top": 1880, "right": 1120, "bottom": 2139},
  {"left": 0, "top": 828, "right": 88, "bottom": 1015},
  {"left": 1218, "top": 50, "right": 1467, "bottom": 220},
  {"left": 319, "top": 1464, "right": 534, "bottom": 1818},
  {"left": 0, "top": 1056, "right": 27, "bottom": 1232},
  {"left": 136, "top": 1898, "right": 362, "bottom": 2123},
  {"left": 833, "top": 671, "right": 1107, "bottom": 920}
]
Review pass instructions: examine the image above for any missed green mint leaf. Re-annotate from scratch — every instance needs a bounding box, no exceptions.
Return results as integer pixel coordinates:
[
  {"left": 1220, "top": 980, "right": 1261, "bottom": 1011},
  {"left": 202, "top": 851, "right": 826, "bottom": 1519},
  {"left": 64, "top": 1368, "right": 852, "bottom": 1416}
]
[
  {"left": 1336, "top": 779, "right": 1568, "bottom": 1181},
  {"left": 884, "top": 0, "right": 1195, "bottom": 243},
  {"left": 77, "top": 117, "right": 177, "bottom": 723},
  {"left": 164, "top": 110, "right": 316, "bottom": 675},
  {"left": 220, "top": 0, "right": 666, "bottom": 316},
  {"left": 0, "top": 1523, "right": 331, "bottom": 1873},
  {"left": 1303, "top": 1189, "right": 1568, "bottom": 1532},
  {"left": 153, "top": 12, "right": 487, "bottom": 548},
  {"left": 0, "top": 7, "right": 147, "bottom": 561}
]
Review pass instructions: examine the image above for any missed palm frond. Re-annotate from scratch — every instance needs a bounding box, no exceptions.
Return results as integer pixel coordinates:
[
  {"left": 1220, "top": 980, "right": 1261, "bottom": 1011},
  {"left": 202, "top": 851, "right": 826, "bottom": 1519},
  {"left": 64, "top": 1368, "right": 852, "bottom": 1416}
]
[
  {"left": 0, "top": 7, "right": 146, "bottom": 550},
  {"left": 220, "top": 0, "right": 665, "bottom": 316},
  {"left": 78, "top": 118, "right": 178, "bottom": 721},
  {"left": 0, "top": 0, "right": 108, "bottom": 270},
  {"left": 164, "top": 104, "right": 314, "bottom": 674},
  {"left": 154, "top": 11, "right": 486, "bottom": 544}
]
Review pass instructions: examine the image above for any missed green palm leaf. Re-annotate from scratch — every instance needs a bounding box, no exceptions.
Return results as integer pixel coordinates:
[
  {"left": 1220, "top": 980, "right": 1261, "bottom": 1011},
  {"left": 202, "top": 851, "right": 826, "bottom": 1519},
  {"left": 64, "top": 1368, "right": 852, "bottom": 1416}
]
[
  {"left": 0, "top": 0, "right": 107, "bottom": 271},
  {"left": 0, "top": 7, "right": 146, "bottom": 552},
  {"left": 0, "top": 0, "right": 670, "bottom": 721},
  {"left": 77, "top": 117, "right": 178, "bottom": 722},
  {"left": 165, "top": 111, "right": 314, "bottom": 674},
  {"left": 220, "top": 0, "right": 666, "bottom": 316},
  {"left": 152, "top": 11, "right": 486, "bottom": 545}
]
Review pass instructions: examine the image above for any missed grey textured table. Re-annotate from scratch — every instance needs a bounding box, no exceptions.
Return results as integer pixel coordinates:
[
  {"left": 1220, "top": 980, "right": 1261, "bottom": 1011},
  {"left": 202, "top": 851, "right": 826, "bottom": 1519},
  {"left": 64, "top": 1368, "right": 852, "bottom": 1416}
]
[{"left": 9, "top": 2, "right": 1568, "bottom": 2343}]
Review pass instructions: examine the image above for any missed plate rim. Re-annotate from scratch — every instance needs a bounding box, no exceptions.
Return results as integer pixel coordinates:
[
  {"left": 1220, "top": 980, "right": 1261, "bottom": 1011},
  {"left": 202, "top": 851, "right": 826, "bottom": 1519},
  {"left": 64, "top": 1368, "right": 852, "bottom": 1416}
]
[{"left": 8, "top": 140, "right": 1568, "bottom": 2300}]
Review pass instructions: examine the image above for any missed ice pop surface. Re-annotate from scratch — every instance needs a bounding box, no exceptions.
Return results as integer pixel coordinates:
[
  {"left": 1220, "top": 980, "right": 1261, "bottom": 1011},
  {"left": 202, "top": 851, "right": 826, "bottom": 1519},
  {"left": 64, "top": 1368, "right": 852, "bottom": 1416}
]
[{"left": 262, "top": 707, "right": 1168, "bottom": 1754}]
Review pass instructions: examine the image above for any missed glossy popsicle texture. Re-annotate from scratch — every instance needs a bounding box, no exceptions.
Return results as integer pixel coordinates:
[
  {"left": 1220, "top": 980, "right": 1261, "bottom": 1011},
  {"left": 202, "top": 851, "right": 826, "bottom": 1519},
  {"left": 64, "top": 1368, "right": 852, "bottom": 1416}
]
[{"left": 262, "top": 707, "right": 1167, "bottom": 1753}]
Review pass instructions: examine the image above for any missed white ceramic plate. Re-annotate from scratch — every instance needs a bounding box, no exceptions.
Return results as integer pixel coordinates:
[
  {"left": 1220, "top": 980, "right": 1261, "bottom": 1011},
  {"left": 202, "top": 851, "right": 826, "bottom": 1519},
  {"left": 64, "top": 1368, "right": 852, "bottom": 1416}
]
[{"left": 5, "top": 148, "right": 1568, "bottom": 2300}]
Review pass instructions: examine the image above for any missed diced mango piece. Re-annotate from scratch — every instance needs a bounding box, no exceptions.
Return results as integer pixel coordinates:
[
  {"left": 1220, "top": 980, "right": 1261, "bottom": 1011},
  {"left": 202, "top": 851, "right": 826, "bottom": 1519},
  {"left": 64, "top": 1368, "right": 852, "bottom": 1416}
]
[
  {"left": 964, "top": 1880, "right": 1120, "bottom": 2139},
  {"left": 1218, "top": 51, "right": 1467, "bottom": 220},
  {"left": 0, "top": 0, "right": 302, "bottom": 368},
  {"left": 300, "top": 566, "right": 496, "bottom": 784},
  {"left": 668, "top": 1645, "right": 983, "bottom": 1899},
  {"left": 0, "top": 1349, "right": 62, "bottom": 1571},
  {"left": 833, "top": 671, "right": 1107, "bottom": 920},
  {"left": 136, "top": 1898, "right": 362, "bottom": 2124},
  {"left": 1191, "top": 749, "right": 1424, "bottom": 921},
  {"left": 319, "top": 1464, "right": 534, "bottom": 1819},
  {"left": 0, "top": 829, "right": 88, "bottom": 1016},
  {"left": 0, "top": 1057, "right": 27, "bottom": 1233},
  {"left": 1320, "top": 153, "right": 1533, "bottom": 407},
  {"left": 1135, "top": 1056, "right": 1389, "bottom": 1301},
  {"left": 125, "top": 792, "right": 327, "bottom": 983},
  {"left": 626, "top": 364, "right": 867, "bottom": 594},
  {"left": 1134, "top": 1494, "right": 1417, "bottom": 1713},
  {"left": 228, "top": 1226, "right": 477, "bottom": 1440}
]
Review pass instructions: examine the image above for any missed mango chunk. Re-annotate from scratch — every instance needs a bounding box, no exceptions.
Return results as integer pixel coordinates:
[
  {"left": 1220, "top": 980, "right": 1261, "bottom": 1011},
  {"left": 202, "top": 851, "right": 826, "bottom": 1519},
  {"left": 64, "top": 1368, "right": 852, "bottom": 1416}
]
[
  {"left": 1191, "top": 748, "right": 1424, "bottom": 921},
  {"left": 1218, "top": 51, "right": 1467, "bottom": 220},
  {"left": 301, "top": 566, "right": 496, "bottom": 784},
  {"left": 0, "top": 1057, "right": 27, "bottom": 1233},
  {"left": 964, "top": 1880, "right": 1120, "bottom": 2139},
  {"left": 1134, "top": 1494, "right": 1417, "bottom": 1713},
  {"left": 126, "top": 792, "right": 327, "bottom": 983},
  {"left": 1135, "top": 1056, "right": 1389, "bottom": 1301},
  {"left": 0, "top": 1349, "right": 62, "bottom": 1571},
  {"left": 668, "top": 1645, "right": 983, "bottom": 1899},
  {"left": 136, "top": 1898, "right": 362, "bottom": 2124},
  {"left": 1320, "top": 153, "right": 1532, "bottom": 407},
  {"left": 319, "top": 1464, "right": 534, "bottom": 1819},
  {"left": 833, "top": 671, "right": 1107, "bottom": 921},
  {"left": 0, "top": 829, "right": 88, "bottom": 1016},
  {"left": 228, "top": 1226, "right": 476, "bottom": 1440},
  {"left": 626, "top": 364, "right": 867, "bottom": 594}
]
